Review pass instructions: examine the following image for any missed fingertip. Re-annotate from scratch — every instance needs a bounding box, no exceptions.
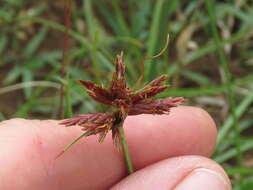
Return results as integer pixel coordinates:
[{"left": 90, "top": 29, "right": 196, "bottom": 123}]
[
  {"left": 124, "top": 106, "right": 217, "bottom": 168},
  {"left": 110, "top": 156, "right": 231, "bottom": 190},
  {"left": 172, "top": 106, "right": 217, "bottom": 156}
]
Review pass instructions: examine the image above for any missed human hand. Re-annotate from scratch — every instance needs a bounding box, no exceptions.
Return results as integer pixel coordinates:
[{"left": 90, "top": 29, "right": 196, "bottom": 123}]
[{"left": 0, "top": 106, "right": 231, "bottom": 190}]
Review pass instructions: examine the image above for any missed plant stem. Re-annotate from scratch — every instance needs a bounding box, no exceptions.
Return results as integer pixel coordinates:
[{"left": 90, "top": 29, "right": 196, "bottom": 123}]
[
  {"left": 118, "top": 124, "right": 134, "bottom": 174},
  {"left": 59, "top": 0, "right": 72, "bottom": 119}
]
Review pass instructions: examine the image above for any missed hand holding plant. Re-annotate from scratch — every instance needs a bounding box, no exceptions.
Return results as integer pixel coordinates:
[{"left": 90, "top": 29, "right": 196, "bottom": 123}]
[{"left": 0, "top": 107, "right": 231, "bottom": 189}]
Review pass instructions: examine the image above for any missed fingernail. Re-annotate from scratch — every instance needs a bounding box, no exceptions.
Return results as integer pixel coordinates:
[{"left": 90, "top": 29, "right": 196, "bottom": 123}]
[{"left": 174, "top": 168, "right": 231, "bottom": 190}]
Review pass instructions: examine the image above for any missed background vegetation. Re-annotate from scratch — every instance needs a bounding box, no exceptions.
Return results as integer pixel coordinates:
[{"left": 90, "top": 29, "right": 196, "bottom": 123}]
[{"left": 0, "top": 0, "right": 253, "bottom": 188}]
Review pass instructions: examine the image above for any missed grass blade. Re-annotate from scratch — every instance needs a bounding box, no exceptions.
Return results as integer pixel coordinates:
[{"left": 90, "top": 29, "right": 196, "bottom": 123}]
[{"left": 205, "top": 0, "right": 241, "bottom": 165}]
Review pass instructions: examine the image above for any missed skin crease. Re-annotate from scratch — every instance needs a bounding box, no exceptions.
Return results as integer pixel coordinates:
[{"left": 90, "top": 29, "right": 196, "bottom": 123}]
[{"left": 0, "top": 106, "right": 230, "bottom": 190}]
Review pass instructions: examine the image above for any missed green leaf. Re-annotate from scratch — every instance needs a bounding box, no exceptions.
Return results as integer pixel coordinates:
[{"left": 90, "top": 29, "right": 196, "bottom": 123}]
[
  {"left": 3, "top": 66, "right": 21, "bottom": 84},
  {"left": 181, "top": 70, "right": 212, "bottom": 86},
  {"left": 23, "top": 27, "right": 48, "bottom": 57},
  {"left": 145, "top": 0, "right": 178, "bottom": 79},
  {"left": 214, "top": 140, "right": 253, "bottom": 163},
  {"left": 0, "top": 34, "right": 7, "bottom": 54},
  {"left": 217, "top": 93, "right": 253, "bottom": 146},
  {"left": 129, "top": 0, "right": 151, "bottom": 38},
  {"left": 93, "top": 0, "right": 123, "bottom": 35}
]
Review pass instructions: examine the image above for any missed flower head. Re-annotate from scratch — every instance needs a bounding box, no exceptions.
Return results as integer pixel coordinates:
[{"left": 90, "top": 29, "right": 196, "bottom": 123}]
[{"left": 60, "top": 52, "right": 184, "bottom": 144}]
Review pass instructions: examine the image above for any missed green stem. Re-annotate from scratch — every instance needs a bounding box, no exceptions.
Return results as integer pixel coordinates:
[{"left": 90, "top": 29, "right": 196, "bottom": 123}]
[{"left": 118, "top": 124, "right": 134, "bottom": 174}]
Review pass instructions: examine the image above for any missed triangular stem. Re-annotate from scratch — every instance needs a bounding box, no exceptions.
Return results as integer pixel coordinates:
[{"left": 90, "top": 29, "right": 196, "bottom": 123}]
[{"left": 118, "top": 124, "right": 134, "bottom": 174}]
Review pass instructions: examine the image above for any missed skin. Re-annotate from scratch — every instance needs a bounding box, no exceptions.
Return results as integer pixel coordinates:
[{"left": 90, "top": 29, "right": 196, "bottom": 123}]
[{"left": 0, "top": 106, "right": 231, "bottom": 190}]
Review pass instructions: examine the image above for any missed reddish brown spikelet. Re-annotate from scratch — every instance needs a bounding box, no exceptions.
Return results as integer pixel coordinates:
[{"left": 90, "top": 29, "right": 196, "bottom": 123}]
[
  {"left": 143, "top": 74, "right": 169, "bottom": 88},
  {"left": 129, "top": 97, "right": 184, "bottom": 115},
  {"left": 110, "top": 53, "right": 127, "bottom": 99},
  {"left": 130, "top": 74, "right": 169, "bottom": 103},
  {"left": 130, "top": 85, "right": 169, "bottom": 103},
  {"left": 79, "top": 80, "right": 113, "bottom": 105},
  {"left": 60, "top": 112, "right": 117, "bottom": 141},
  {"left": 115, "top": 52, "right": 125, "bottom": 81},
  {"left": 60, "top": 114, "right": 93, "bottom": 126}
]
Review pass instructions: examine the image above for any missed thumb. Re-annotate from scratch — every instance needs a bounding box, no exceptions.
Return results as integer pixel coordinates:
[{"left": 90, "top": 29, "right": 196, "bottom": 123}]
[{"left": 110, "top": 156, "right": 231, "bottom": 190}]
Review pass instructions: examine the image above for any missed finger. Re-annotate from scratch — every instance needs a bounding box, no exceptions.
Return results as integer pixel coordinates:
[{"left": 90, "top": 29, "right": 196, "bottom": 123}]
[
  {"left": 124, "top": 106, "right": 217, "bottom": 169},
  {"left": 110, "top": 155, "right": 231, "bottom": 190},
  {"left": 0, "top": 106, "right": 217, "bottom": 190}
]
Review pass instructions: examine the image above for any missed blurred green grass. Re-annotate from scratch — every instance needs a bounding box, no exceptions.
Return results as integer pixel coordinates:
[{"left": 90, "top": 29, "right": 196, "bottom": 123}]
[{"left": 0, "top": 0, "right": 253, "bottom": 188}]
